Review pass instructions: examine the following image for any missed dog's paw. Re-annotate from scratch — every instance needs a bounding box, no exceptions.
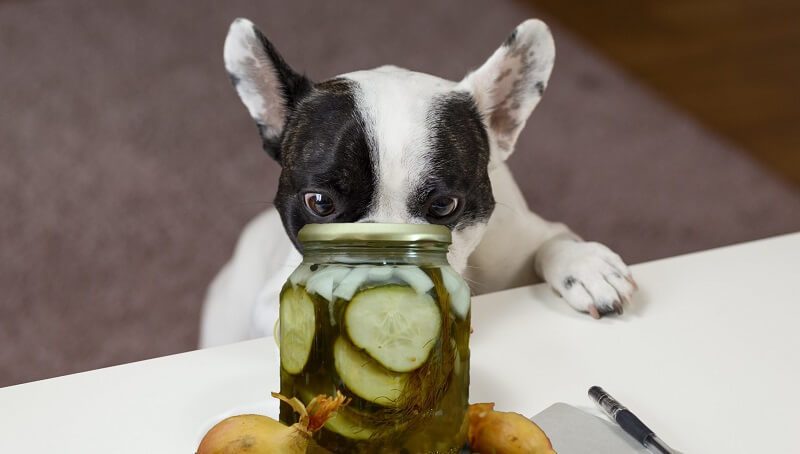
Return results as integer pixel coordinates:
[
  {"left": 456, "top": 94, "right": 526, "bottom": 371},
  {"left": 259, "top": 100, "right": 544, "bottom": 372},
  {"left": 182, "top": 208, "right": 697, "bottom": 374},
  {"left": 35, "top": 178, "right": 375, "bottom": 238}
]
[{"left": 539, "top": 240, "right": 637, "bottom": 318}]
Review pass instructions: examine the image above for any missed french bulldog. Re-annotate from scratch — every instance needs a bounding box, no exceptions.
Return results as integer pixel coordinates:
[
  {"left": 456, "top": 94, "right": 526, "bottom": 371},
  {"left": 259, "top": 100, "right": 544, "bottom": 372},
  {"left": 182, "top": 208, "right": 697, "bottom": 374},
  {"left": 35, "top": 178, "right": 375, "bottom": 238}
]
[{"left": 200, "top": 18, "right": 636, "bottom": 347}]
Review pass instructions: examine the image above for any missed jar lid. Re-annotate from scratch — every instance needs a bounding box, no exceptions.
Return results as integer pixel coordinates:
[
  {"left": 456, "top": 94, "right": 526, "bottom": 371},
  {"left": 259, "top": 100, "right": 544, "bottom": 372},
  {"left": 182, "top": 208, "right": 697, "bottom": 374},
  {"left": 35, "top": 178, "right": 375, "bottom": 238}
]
[{"left": 298, "top": 223, "right": 451, "bottom": 244}]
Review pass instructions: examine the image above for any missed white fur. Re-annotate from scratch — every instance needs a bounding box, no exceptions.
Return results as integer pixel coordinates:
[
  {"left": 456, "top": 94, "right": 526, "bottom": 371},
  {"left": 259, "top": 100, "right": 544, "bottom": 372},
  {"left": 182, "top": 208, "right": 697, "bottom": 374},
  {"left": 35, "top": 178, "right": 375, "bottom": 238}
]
[
  {"left": 200, "top": 19, "right": 636, "bottom": 347},
  {"left": 534, "top": 239, "right": 635, "bottom": 314},
  {"left": 199, "top": 210, "right": 301, "bottom": 346},
  {"left": 343, "top": 66, "right": 455, "bottom": 224},
  {"left": 224, "top": 18, "right": 287, "bottom": 141},
  {"left": 459, "top": 19, "right": 555, "bottom": 162},
  {"left": 339, "top": 67, "right": 495, "bottom": 274}
]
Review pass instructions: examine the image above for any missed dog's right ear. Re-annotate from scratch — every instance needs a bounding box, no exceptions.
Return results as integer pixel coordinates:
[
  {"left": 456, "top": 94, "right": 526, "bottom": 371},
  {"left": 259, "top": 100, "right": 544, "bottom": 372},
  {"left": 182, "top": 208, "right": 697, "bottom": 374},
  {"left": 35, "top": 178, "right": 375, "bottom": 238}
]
[
  {"left": 458, "top": 19, "right": 555, "bottom": 163},
  {"left": 224, "top": 18, "right": 312, "bottom": 162}
]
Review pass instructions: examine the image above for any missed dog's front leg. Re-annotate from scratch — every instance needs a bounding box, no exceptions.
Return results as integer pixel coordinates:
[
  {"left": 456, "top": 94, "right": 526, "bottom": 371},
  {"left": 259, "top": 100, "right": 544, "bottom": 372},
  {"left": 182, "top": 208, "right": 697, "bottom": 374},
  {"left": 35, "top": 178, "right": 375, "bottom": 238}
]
[
  {"left": 469, "top": 163, "right": 637, "bottom": 318},
  {"left": 534, "top": 235, "right": 637, "bottom": 318},
  {"left": 470, "top": 207, "right": 637, "bottom": 317}
]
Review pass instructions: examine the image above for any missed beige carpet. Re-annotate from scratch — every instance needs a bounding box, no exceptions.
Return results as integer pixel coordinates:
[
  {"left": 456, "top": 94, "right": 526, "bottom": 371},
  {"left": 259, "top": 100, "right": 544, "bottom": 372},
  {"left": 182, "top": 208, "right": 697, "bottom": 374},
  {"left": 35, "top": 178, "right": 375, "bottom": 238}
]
[{"left": 1, "top": 0, "right": 798, "bottom": 387}]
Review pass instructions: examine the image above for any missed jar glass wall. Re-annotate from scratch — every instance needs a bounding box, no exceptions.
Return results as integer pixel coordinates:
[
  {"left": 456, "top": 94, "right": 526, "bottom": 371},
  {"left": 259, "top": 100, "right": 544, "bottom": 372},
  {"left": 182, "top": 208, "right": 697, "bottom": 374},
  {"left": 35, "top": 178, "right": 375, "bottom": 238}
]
[{"left": 278, "top": 224, "right": 471, "bottom": 453}]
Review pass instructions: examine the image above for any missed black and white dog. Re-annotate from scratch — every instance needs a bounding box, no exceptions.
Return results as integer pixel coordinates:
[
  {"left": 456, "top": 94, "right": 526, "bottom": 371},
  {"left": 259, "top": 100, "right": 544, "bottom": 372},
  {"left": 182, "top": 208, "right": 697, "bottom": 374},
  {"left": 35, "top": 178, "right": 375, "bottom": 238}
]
[{"left": 200, "top": 18, "right": 636, "bottom": 347}]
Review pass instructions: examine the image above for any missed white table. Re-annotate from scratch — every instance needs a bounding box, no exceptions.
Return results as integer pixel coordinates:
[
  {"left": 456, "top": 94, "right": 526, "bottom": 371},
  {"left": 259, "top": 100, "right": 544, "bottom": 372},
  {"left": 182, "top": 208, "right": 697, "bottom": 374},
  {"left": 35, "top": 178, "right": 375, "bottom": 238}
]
[{"left": 2, "top": 233, "right": 799, "bottom": 453}]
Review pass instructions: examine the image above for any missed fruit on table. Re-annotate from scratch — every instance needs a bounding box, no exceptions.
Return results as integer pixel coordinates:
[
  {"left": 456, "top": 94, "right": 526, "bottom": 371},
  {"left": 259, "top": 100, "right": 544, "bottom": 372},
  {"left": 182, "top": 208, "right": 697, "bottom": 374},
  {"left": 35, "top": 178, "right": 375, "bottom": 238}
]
[
  {"left": 345, "top": 285, "right": 441, "bottom": 372},
  {"left": 280, "top": 285, "right": 316, "bottom": 374},
  {"left": 333, "top": 336, "right": 409, "bottom": 407},
  {"left": 197, "top": 392, "right": 347, "bottom": 454},
  {"left": 467, "top": 403, "right": 556, "bottom": 454},
  {"left": 198, "top": 400, "right": 557, "bottom": 454}
]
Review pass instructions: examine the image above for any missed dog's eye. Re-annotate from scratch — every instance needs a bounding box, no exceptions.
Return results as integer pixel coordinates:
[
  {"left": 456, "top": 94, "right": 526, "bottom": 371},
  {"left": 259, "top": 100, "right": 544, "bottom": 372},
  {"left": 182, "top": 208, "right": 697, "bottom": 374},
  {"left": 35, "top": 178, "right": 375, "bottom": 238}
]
[
  {"left": 304, "top": 193, "right": 336, "bottom": 217},
  {"left": 427, "top": 196, "right": 459, "bottom": 219}
]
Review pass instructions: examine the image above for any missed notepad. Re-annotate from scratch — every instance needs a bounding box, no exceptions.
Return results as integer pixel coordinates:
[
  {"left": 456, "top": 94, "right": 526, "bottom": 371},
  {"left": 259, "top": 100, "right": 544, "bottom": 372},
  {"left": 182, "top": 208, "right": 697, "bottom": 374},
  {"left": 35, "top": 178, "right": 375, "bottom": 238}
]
[{"left": 531, "top": 403, "right": 650, "bottom": 453}]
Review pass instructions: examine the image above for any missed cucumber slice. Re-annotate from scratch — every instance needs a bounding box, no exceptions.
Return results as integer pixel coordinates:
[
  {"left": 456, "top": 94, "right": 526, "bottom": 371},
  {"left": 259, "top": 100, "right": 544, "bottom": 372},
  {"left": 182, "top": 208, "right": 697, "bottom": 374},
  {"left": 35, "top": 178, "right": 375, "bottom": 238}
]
[
  {"left": 306, "top": 265, "right": 350, "bottom": 301},
  {"left": 296, "top": 386, "right": 376, "bottom": 440},
  {"left": 394, "top": 266, "right": 435, "bottom": 294},
  {"left": 440, "top": 266, "right": 470, "bottom": 319},
  {"left": 333, "top": 337, "right": 408, "bottom": 407},
  {"left": 345, "top": 285, "right": 441, "bottom": 372},
  {"left": 279, "top": 286, "right": 315, "bottom": 374},
  {"left": 333, "top": 267, "right": 370, "bottom": 301},
  {"left": 325, "top": 408, "right": 376, "bottom": 440}
]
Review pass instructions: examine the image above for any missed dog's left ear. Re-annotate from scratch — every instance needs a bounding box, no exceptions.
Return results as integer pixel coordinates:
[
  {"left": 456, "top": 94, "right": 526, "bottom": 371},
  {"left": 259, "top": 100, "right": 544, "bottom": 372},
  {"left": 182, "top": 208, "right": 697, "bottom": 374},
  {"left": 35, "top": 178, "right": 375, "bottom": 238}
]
[
  {"left": 459, "top": 19, "right": 555, "bottom": 162},
  {"left": 224, "top": 18, "right": 312, "bottom": 162}
]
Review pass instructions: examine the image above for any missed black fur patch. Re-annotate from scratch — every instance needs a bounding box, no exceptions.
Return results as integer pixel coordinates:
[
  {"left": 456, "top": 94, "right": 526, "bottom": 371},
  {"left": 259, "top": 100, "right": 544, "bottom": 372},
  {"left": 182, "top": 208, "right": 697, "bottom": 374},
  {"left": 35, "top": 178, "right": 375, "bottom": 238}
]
[
  {"left": 249, "top": 25, "right": 313, "bottom": 161},
  {"left": 412, "top": 92, "right": 495, "bottom": 230},
  {"left": 535, "top": 80, "right": 545, "bottom": 96},
  {"left": 256, "top": 122, "right": 280, "bottom": 158},
  {"left": 504, "top": 28, "right": 518, "bottom": 47},
  {"left": 275, "top": 79, "right": 376, "bottom": 249}
]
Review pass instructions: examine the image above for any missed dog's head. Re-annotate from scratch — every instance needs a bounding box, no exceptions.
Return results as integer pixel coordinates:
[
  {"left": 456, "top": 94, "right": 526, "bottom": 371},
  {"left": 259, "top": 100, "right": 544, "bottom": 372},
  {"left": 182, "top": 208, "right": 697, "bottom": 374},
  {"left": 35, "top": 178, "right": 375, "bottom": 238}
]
[{"left": 223, "top": 18, "right": 554, "bottom": 271}]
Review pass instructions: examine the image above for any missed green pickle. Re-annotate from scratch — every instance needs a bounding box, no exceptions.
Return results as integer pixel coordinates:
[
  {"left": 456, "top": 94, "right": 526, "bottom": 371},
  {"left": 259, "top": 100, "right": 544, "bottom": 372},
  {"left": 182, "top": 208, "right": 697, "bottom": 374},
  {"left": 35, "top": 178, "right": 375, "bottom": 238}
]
[{"left": 279, "top": 262, "right": 471, "bottom": 453}]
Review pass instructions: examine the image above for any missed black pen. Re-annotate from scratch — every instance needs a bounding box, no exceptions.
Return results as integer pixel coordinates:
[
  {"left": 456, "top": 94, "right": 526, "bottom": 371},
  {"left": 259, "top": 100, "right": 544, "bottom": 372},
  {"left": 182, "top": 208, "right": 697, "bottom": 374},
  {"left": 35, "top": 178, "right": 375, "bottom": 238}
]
[{"left": 588, "top": 386, "right": 676, "bottom": 454}]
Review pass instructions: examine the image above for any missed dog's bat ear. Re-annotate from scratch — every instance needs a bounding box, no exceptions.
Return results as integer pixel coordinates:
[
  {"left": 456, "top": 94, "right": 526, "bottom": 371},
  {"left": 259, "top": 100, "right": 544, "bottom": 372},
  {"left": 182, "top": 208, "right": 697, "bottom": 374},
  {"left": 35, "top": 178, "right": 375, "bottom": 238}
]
[
  {"left": 224, "top": 18, "right": 312, "bottom": 162},
  {"left": 458, "top": 19, "right": 555, "bottom": 162}
]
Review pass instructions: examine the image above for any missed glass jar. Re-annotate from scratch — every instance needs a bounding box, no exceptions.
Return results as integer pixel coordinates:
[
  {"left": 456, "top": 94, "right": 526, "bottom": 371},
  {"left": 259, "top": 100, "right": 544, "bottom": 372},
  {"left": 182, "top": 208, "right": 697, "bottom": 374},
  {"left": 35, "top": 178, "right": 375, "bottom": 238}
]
[{"left": 278, "top": 223, "right": 471, "bottom": 453}]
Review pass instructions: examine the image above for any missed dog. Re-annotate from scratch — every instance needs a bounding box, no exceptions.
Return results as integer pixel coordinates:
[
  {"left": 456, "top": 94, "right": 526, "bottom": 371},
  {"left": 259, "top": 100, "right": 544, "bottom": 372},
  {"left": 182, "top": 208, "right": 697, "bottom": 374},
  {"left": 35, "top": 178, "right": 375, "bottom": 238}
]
[{"left": 199, "top": 18, "right": 636, "bottom": 348}]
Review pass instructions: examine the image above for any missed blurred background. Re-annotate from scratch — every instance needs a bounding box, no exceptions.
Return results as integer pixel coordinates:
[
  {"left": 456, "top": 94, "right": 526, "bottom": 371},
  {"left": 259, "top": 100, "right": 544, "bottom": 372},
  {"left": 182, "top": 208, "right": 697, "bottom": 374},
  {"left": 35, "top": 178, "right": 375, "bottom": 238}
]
[{"left": 1, "top": 0, "right": 798, "bottom": 387}]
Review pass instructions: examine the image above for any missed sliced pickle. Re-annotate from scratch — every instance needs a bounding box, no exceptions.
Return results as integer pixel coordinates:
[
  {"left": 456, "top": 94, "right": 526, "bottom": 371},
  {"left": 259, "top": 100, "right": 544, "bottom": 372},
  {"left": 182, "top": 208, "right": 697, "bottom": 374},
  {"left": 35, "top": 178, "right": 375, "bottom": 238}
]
[
  {"left": 440, "top": 266, "right": 470, "bottom": 319},
  {"left": 345, "top": 285, "right": 441, "bottom": 373},
  {"left": 297, "top": 386, "right": 376, "bottom": 441},
  {"left": 279, "top": 286, "right": 315, "bottom": 374},
  {"left": 333, "top": 337, "right": 408, "bottom": 407},
  {"left": 324, "top": 408, "right": 376, "bottom": 441}
]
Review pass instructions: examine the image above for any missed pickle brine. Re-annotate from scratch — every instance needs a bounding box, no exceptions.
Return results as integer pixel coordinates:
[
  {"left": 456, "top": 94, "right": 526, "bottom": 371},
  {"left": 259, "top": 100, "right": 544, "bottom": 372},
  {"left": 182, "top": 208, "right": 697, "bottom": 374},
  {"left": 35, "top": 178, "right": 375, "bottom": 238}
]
[{"left": 279, "top": 263, "right": 471, "bottom": 453}]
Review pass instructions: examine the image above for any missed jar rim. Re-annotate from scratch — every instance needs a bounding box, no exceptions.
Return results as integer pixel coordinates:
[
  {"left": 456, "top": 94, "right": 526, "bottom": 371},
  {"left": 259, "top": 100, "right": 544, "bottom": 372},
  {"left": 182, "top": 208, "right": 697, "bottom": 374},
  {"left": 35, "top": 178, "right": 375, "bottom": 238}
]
[{"left": 297, "top": 223, "right": 451, "bottom": 244}]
